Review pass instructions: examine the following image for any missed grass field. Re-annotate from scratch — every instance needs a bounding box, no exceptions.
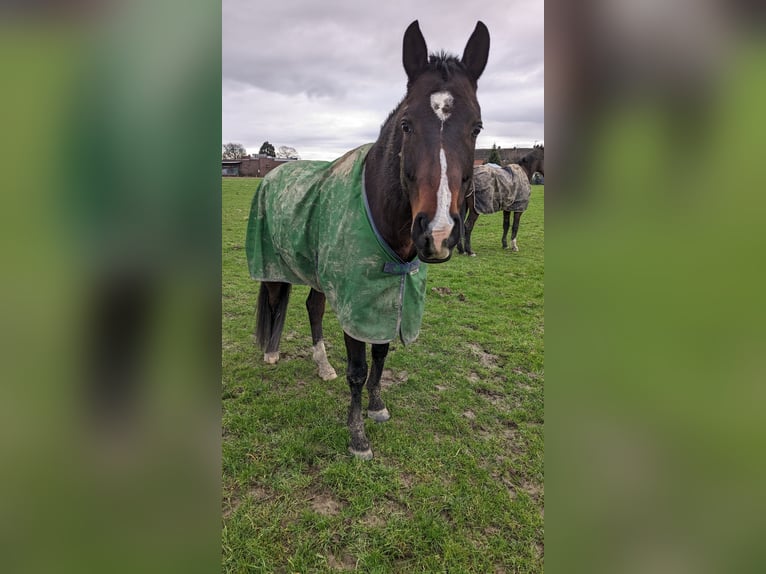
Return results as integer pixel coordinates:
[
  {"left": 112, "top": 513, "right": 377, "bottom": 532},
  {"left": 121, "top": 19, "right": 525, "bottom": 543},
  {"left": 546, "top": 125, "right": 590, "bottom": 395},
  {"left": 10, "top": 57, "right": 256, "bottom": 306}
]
[{"left": 222, "top": 177, "right": 544, "bottom": 573}]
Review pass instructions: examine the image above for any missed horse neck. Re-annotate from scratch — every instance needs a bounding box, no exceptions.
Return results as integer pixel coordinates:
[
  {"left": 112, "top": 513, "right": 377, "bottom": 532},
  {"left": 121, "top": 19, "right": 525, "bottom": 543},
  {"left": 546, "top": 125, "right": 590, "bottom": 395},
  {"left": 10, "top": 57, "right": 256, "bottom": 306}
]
[
  {"left": 364, "top": 115, "right": 416, "bottom": 262},
  {"left": 519, "top": 164, "right": 534, "bottom": 181}
]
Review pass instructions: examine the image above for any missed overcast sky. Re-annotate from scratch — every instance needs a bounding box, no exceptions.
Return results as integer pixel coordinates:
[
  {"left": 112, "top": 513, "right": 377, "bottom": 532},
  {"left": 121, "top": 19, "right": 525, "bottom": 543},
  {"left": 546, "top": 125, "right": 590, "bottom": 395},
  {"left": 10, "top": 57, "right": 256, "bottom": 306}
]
[{"left": 223, "top": 0, "right": 543, "bottom": 161}]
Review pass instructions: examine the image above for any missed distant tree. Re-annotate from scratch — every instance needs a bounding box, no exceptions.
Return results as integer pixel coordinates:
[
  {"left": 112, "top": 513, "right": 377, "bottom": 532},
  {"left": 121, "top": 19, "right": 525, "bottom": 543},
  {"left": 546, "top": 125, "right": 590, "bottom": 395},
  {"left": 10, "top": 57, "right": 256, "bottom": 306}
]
[
  {"left": 222, "top": 142, "right": 247, "bottom": 159},
  {"left": 486, "top": 143, "right": 502, "bottom": 165},
  {"left": 259, "top": 141, "right": 276, "bottom": 157},
  {"left": 276, "top": 145, "right": 300, "bottom": 160}
]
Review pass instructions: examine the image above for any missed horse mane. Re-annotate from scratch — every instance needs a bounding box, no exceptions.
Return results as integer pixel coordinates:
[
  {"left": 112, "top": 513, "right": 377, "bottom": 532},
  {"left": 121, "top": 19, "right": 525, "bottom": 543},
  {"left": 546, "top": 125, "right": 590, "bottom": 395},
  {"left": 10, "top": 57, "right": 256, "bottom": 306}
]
[{"left": 427, "top": 51, "right": 466, "bottom": 82}]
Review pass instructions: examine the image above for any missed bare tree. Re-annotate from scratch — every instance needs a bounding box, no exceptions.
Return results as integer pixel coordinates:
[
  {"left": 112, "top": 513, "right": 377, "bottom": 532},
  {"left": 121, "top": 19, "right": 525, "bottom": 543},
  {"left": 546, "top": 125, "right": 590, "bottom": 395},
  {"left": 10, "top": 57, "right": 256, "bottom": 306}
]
[
  {"left": 222, "top": 142, "right": 247, "bottom": 159},
  {"left": 276, "top": 145, "right": 300, "bottom": 160}
]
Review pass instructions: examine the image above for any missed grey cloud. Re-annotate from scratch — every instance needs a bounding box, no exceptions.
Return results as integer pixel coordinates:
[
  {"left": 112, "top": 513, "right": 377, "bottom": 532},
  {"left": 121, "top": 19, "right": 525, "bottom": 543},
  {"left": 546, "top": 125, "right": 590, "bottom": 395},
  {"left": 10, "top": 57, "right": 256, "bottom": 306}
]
[{"left": 223, "top": 0, "right": 544, "bottom": 159}]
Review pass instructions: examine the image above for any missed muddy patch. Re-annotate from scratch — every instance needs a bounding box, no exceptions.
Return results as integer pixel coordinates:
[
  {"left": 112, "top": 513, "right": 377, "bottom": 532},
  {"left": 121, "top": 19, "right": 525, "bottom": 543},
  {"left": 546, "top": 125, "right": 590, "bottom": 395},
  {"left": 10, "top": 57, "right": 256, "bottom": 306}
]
[
  {"left": 361, "top": 514, "right": 386, "bottom": 528},
  {"left": 310, "top": 493, "right": 344, "bottom": 516},
  {"left": 282, "top": 348, "right": 311, "bottom": 360},
  {"left": 248, "top": 485, "right": 271, "bottom": 502},
  {"left": 521, "top": 479, "right": 543, "bottom": 501},
  {"left": 512, "top": 367, "right": 542, "bottom": 381},
  {"left": 380, "top": 369, "right": 408, "bottom": 388},
  {"left": 475, "top": 386, "right": 506, "bottom": 405},
  {"left": 467, "top": 343, "right": 500, "bottom": 368},
  {"left": 327, "top": 553, "right": 357, "bottom": 570},
  {"left": 398, "top": 473, "right": 415, "bottom": 489},
  {"left": 222, "top": 494, "right": 240, "bottom": 519}
]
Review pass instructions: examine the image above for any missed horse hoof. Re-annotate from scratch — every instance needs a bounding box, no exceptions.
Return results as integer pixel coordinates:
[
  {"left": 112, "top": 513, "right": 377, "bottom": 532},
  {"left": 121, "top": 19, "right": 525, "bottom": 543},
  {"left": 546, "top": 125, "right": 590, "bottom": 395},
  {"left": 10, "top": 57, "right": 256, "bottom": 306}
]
[
  {"left": 469, "top": 253, "right": 477, "bottom": 257},
  {"left": 264, "top": 352, "right": 279, "bottom": 364},
  {"left": 349, "top": 446, "right": 373, "bottom": 460},
  {"left": 368, "top": 408, "right": 390, "bottom": 422},
  {"left": 319, "top": 366, "right": 338, "bottom": 381},
  {"left": 502, "top": 245, "right": 509, "bottom": 250},
  {"left": 512, "top": 246, "right": 519, "bottom": 252}
]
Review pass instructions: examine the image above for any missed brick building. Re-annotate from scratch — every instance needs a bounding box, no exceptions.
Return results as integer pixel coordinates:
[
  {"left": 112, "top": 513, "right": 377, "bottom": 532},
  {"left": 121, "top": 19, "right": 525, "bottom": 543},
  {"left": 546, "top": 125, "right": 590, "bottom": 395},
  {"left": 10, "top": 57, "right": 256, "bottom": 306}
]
[{"left": 221, "top": 155, "right": 296, "bottom": 177}]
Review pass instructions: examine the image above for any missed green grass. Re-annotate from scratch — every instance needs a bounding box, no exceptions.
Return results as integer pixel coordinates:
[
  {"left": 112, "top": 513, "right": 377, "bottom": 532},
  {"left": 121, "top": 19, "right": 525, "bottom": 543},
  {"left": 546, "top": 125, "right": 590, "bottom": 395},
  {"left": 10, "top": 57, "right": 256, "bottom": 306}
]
[{"left": 222, "top": 177, "right": 544, "bottom": 573}]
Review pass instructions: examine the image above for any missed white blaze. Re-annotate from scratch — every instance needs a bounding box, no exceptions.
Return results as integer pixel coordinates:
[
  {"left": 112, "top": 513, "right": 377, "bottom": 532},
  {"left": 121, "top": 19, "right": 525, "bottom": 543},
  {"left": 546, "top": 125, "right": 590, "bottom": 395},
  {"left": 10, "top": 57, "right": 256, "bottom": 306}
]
[
  {"left": 430, "top": 91, "right": 454, "bottom": 122},
  {"left": 430, "top": 147, "right": 452, "bottom": 232},
  {"left": 428, "top": 91, "right": 454, "bottom": 235}
]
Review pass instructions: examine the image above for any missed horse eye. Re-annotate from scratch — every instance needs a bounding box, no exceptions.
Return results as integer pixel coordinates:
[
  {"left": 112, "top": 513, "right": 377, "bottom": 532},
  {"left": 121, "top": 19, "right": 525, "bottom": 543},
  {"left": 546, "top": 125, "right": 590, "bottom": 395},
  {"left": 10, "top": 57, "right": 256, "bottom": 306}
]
[
  {"left": 401, "top": 121, "right": 412, "bottom": 134},
  {"left": 472, "top": 124, "right": 483, "bottom": 137}
]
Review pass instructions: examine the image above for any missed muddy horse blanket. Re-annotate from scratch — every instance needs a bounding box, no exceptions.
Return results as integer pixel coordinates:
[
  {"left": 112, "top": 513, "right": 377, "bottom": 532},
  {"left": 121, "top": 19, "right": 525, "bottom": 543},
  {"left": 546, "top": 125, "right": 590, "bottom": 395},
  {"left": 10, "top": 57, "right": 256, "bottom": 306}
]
[
  {"left": 472, "top": 163, "right": 531, "bottom": 214},
  {"left": 245, "top": 144, "right": 428, "bottom": 345}
]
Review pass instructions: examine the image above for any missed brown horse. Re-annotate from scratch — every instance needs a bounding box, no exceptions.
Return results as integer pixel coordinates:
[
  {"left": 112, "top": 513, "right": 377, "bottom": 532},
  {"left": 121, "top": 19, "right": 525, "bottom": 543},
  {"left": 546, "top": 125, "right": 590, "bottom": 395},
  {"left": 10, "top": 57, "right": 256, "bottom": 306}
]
[
  {"left": 247, "top": 21, "right": 490, "bottom": 459},
  {"left": 458, "top": 145, "right": 543, "bottom": 255}
]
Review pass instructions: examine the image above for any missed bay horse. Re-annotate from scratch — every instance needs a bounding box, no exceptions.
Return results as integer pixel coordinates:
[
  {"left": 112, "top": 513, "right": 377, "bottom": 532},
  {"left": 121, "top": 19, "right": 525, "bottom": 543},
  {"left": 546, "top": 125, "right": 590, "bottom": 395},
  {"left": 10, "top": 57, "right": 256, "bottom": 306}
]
[
  {"left": 246, "top": 21, "right": 490, "bottom": 459},
  {"left": 458, "top": 145, "right": 544, "bottom": 255}
]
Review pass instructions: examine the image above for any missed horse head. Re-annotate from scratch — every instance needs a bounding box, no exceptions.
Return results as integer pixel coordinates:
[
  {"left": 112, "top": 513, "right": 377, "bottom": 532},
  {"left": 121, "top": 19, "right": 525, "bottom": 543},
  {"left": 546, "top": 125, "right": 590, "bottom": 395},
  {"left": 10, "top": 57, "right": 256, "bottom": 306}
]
[
  {"left": 398, "top": 20, "right": 489, "bottom": 263},
  {"left": 518, "top": 146, "right": 544, "bottom": 180}
]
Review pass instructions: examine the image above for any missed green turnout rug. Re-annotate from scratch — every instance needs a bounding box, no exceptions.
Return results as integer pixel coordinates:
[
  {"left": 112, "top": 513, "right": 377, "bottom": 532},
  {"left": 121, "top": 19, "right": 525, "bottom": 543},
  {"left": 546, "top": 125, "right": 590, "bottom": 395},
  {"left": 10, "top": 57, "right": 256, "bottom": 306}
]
[{"left": 245, "top": 144, "right": 428, "bottom": 345}]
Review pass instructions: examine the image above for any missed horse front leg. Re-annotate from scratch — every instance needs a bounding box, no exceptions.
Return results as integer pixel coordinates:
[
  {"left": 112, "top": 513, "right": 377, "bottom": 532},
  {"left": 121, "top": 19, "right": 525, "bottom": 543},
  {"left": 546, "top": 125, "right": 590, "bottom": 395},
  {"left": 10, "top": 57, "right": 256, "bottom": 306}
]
[
  {"left": 511, "top": 211, "right": 523, "bottom": 251},
  {"left": 366, "top": 343, "right": 390, "bottom": 422},
  {"left": 306, "top": 288, "right": 337, "bottom": 380},
  {"left": 502, "top": 210, "right": 511, "bottom": 249},
  {"left": 344, "top": 333, "right": 372, "bottom": 459},
  {"left": 464, "top": 205, "right": 479, "bottom": 256}
]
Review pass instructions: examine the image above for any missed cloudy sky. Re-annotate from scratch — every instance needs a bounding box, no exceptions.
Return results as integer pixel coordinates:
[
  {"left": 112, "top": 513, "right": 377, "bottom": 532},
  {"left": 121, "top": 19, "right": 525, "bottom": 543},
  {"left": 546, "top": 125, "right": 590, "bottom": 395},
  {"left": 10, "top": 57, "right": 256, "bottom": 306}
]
[{"left": 223, "top": 0, "right": 543, "bottom": 161}]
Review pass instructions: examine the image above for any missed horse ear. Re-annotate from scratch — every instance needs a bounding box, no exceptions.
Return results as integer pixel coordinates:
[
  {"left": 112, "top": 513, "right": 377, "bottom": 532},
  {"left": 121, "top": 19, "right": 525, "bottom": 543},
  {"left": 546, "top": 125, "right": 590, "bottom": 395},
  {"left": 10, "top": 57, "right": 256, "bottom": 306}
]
[
  {"left": 461, "top": 21, "right": 490, "bottom": 83},
  {"left": 403, "top": 20, "right": 428, "bottom": 85}
]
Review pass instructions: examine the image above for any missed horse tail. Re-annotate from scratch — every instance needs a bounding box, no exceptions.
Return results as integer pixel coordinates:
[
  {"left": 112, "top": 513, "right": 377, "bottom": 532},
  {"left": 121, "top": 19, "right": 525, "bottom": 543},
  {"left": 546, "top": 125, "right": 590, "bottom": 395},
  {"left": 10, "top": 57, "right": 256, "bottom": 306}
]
[{"left": 255, "top": 282, "right": 292, "bottom": 352}]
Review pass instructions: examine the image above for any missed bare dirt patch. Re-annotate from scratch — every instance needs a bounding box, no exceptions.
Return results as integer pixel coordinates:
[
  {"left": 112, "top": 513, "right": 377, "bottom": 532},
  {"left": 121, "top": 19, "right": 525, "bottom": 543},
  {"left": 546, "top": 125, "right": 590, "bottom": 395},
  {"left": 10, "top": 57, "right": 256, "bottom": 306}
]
[
  {"left": 467, "top": 343, "right": 500, "bottom": 368},
  {"left": 222, "top": 494, "right": 240, "bottom": 519},
  {"left": 327, "top": 553, "right": 356, "bottom": 571},
  {"left": 521, "top": 479, "right": 543, "bottom": 501},
  {"left": 398, "top": 473, "right": 415, "bottom": 489},
  {"left": 310, "top": 493, "right": 344, "bottom": 516},
  {"left": 475, "top": 386, "right": 506, "bottom": 406},
  {"left": 361, "top": 514, "right": 386, "bottom": 528},
  {"left": 248, "top": 485, "right": 271, "bottom": 502},
  {"left": 380, "top": 369, "right": 408, "bottom": 388}
]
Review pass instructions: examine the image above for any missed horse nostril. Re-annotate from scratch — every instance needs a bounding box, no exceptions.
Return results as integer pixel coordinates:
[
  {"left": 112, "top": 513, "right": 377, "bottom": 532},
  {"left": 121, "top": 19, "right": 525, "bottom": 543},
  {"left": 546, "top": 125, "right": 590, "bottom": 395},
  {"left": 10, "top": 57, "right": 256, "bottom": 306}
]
[{"left": 413, "top": 212, "right": 429, "bottom": 235}]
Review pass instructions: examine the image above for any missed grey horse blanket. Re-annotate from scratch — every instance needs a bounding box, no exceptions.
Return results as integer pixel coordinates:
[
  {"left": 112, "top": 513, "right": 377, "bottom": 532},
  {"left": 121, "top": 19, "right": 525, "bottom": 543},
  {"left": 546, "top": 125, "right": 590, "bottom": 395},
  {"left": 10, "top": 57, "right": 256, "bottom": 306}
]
[
  {"left": 245, "top": 144, "right": 428, "bottom": 345},
  {"left": 472, "top": 163, "right": 531, "bottom": 214}
]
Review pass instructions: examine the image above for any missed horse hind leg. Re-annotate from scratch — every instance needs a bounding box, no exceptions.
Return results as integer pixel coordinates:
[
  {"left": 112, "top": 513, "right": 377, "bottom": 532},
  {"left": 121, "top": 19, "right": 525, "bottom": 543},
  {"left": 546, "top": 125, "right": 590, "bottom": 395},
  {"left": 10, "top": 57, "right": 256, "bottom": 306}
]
[
  {"left": 511, "top": 211, "right": 523, "bottom": 251},
  {"left": 306, "top": 288, "right": 337, "bottom": 380},
  {"left": 502, "top": 210, "right": 511, "bottom": 249},
  {"left": 366, "top": 343, "right": 391, "bottom": 422},
  {"left": 255, "top": 282, "right": 292, "bottom": 364}
]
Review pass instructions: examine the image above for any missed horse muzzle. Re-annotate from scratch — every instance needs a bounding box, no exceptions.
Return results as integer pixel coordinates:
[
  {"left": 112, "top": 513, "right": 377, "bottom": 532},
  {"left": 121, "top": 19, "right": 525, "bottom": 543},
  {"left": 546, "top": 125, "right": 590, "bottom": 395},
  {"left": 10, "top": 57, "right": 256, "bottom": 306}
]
[{"left": 412, "top": 212, "right": 461, "bottom": 263}]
